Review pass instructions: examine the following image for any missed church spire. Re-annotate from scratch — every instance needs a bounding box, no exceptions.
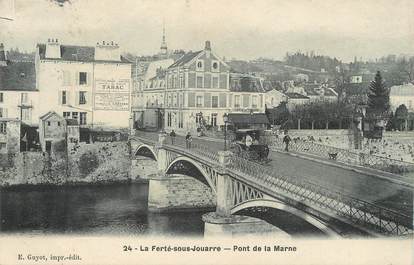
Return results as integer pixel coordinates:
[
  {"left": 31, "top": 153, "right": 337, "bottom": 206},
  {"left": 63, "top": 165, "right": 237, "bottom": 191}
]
[{"left": 160, "top": 19, "right": 168, "bottom": 56}]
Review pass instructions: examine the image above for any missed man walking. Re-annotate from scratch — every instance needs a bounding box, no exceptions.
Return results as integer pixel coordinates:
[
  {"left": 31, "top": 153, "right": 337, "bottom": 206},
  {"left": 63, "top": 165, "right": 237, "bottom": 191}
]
[
  {"left": 283, "top": 130, "right": 291, "bottom": 152},
  {"left": 185, "top": 132, "right": 192, "bottom": 149},
  {"left": 170, "top": 130, "right": 176, "bottom": 145}
]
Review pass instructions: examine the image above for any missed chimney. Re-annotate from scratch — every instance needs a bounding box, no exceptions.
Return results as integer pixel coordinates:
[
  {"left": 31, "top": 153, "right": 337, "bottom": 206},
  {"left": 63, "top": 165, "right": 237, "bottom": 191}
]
[
  {"left": 45, "top": 38, "right": 61, "bottom": 59},
  {"left": 95, "top": 41, "right": 120, "bottom": 61},
  {"left": 205, "top": 40, "right": 211, "bottom": 51},
  {"left": 0, "top": 43, "right": 6, "bottom": 66}
]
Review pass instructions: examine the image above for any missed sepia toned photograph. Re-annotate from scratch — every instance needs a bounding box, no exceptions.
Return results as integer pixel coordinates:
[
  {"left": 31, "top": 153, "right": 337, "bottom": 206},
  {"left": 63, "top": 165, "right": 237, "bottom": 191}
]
[{"left": 0, "top": 0, "right": 413, "bottom": 264}]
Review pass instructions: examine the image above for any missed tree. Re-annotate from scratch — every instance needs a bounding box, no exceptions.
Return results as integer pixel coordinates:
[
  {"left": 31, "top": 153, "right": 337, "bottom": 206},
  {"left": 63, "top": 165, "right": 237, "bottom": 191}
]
[
  {"left": 366, "top": 71, "right": 390, "bottom": 119},
  {"left": 395, "top": 104, "right": 409, "bottom": 130}
]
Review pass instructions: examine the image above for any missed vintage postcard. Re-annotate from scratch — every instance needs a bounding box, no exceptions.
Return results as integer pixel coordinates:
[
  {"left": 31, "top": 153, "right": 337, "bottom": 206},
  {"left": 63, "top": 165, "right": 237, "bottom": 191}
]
[{"left": 0, "top": 0, "right": 413, "bottom": 264}]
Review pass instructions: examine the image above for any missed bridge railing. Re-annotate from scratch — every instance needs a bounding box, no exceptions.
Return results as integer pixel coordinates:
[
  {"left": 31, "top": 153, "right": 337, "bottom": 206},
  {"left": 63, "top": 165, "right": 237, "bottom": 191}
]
[
  {"left": 133, "top": 131, "right": 413, "bottom": 236},
  {"left": 227, "top": 155, "right": 413, "bottom": 236},
  {"left": 268, "top": 137, "right": 414, "bottom": 175},
  {"left": 133, "top": 131, "right": 219, "bottom": 163}
]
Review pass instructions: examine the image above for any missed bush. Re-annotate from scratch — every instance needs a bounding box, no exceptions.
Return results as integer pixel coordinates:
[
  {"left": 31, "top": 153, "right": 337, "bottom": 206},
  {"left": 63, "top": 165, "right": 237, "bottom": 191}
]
[{"left": 79, "top": 151, "right": 99, "bottom": 177}]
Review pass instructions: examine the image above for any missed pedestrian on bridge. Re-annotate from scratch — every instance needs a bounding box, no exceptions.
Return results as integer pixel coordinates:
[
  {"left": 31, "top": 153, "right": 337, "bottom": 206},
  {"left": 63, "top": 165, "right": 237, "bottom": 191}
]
[
  {"left": 283, "top": 130, "right": 291, "bottom": 152},
  {"left": 170, "top": 130, "right": 176, "bottom": 145},
  {"left": 186, "top": 132, "right": 193, "bottom": 149}
]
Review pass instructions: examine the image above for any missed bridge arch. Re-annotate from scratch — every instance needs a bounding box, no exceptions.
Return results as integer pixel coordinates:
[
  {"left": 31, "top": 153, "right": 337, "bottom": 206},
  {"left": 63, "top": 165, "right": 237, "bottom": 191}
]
[
  {"left": 231, "top": 199, "right": 340, "bottom": 237},
  {"left": 165, "top": 156, "right": 216, "bottom": 192},
  {"left": 135, "top": 144, "right": 157, "bottom": 160}
]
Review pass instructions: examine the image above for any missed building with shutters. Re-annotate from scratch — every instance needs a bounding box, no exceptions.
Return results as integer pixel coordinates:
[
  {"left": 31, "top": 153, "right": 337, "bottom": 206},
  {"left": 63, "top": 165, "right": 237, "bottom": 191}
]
[
  {"left": 136, "top": 41, "right": 267, "bottom": 133},
  {"left": 35, "top": 39, "right": 132, "bottom": 129}
]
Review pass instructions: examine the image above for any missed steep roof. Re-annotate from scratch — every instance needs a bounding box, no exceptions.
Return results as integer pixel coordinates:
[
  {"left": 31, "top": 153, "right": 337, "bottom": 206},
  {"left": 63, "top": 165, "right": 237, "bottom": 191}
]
[
  {"left": 37, "top": 44, "right": 131, "bottom": 63},
  {"left": 0, "top": 61, "right": 37, "bottom": 91},
  {"left": 229, "top": 74, "right": 265, "bottom": 93},
  {"left": 168, "top": 50, "right": 203, "bottom": 68},
  {"left": 39, "top": 111, "right": 64, "bottom": 121}
]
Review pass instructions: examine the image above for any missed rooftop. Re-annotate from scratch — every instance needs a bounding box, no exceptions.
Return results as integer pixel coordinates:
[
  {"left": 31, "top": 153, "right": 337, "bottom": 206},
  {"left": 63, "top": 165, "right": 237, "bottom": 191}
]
[
  {"left": 168, "top": 50, "right": 202, "bottom": 68},
  {"left": 0, "top": 61, "right": 37, "bottom": 91},
  {"left": 37, "top": 43, "right": 131, "bottom": 64}
]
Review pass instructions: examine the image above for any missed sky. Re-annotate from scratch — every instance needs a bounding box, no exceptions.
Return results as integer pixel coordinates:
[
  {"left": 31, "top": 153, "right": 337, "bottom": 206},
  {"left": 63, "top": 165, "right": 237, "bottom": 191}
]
[{"left": 0, "top": 0, "right": 413, "bottom": 62}]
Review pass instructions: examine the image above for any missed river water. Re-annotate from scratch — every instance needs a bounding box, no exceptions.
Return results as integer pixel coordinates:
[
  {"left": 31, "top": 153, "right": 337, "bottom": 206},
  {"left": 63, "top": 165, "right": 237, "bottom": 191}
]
[{"left": 0, "top": 182, "right": 208, "bottom": 236}]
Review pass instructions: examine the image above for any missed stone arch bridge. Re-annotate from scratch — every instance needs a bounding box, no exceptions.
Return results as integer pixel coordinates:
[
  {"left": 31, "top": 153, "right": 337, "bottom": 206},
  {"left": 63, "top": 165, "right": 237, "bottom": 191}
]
[{"left": 131, "top": 133, "right": 412, "bottom": 237}]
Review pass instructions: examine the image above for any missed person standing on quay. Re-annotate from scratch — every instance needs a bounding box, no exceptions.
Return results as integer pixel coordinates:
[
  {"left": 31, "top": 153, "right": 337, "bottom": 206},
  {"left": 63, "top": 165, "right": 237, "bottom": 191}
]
[{"left": 170, "top": 130, "right": 176, "bottom": 145}]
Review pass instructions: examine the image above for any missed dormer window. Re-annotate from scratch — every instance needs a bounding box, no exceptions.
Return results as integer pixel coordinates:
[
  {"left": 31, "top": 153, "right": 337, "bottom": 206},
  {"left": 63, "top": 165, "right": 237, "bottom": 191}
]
[
  {"left": 196, "top": 60, "right": 204, "bottom": 71},
  {"left": 212, "top": 61, "right": 219, "bottom": 71}
]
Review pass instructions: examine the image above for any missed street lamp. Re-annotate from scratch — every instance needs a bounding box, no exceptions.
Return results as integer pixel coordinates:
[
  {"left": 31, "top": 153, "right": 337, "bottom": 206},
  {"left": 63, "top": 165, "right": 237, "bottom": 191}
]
[
  {"left": 223, "top": 113, "right": 228, "bottom": 151},
  {"left": 249, "top": 109, "right": 254, "bottom": 129}
]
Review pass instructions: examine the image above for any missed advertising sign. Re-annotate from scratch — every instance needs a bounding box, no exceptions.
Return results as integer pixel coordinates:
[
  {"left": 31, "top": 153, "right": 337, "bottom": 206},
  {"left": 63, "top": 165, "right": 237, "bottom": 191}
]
[{"left": 94, "top": 80, "right": 130, "bottom": 111}]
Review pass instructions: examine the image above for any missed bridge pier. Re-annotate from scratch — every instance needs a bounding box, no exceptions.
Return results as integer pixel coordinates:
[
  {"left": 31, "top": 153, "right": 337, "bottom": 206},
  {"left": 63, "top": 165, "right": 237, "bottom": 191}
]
[
  {"left": 147, "top": 133, "right": 215, "bottom": 212},
  {"left": 147, "top": 174, "right": 215, "bottom": 212},
  {"left": 203, "top": 151, "right": 287, "bottom": 237}
]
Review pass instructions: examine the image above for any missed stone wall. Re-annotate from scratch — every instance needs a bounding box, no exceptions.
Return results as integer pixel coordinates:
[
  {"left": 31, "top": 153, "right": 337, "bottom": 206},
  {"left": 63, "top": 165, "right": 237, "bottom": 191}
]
[
  {"left": 0, "top": 141, "right": 131, "bottom": 186},
  {"left": 287, "top": 129, "right": 352, "bottom": 149},
  {"left": 148, "top": 174, "right": 216, "bottom": 212}
]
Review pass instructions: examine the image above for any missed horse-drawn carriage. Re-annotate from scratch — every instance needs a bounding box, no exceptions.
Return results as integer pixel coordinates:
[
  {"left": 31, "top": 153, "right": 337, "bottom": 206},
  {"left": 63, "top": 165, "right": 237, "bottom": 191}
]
[{"left": 230, "top": 129, "right": 270, "bottom": 163}]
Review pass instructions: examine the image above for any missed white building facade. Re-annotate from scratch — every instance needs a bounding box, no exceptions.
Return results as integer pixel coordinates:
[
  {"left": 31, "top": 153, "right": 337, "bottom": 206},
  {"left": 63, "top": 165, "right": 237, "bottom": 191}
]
[{"left": 35, "top": 39, "right": 132, "bottom": 129}]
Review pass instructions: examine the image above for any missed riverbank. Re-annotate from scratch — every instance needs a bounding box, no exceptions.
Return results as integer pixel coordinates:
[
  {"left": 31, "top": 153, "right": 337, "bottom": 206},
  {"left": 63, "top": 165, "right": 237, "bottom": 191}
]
[{"left": 0, "top": 141, "right": 134, "bottom": 187}]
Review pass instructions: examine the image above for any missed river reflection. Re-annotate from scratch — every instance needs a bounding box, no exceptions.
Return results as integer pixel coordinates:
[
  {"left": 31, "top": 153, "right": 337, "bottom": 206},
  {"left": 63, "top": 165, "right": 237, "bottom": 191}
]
[{"left": 0, "top": 182, "right": 207, "bottom": 236}]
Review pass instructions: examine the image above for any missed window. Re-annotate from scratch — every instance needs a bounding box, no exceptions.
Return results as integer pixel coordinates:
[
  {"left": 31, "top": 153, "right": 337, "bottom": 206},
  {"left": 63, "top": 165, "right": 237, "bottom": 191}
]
[
  {"left": 196, "top": 76, "right": 203, "bottom": 88},
  {"left": 179, "top": 75, "right": 184, "bottom": 88},
  {"left": 0, "top": 143, "right": 6, "bottom": 149},
  {"left": 167, "top": 112, "right": 172, "bottom": 127},
  {"left": 21, "top": 93, "right": 28, "bottom": 104},
  {"left": 47, "top": 121, "right": 51, "bottom": 126},
  {"left": 197, "top": 60, "right": 203, "bottom": 70},
  {"left": 212, "top": 61, "right": 219, "bottom": 71},
  {"left": 212, "top": 95, "right": 219, "bottom": 108},
  {"left": 0, "top": 108, "right": 3, "bottom": 118},
  {"left": 211, "top": 113, "right": 217, "bottom": 127},
  {"left": 80, "top": 112, "right": 87, "bottom": 125},
  {"left": 252, "top": 95, "right": 258, "bottom": 108},
  {"left": 63, "top": 112, "right": 71, "bottom": 118},
  {"left": 57, "top": 122, "right": 61, "bottom": 127},
  {"left": 0, "top": 93, "right": 3, "bottom": 103},
  {"left": 234, "top": 95, "right": 241, "bottom": 107},
  {"left": 178, "top": 112, "right": 184, "bottom": 128},
  {"left": 0, "top": 122, "right": 6, "bottom": 134},
  {"left": 79, "top": 91, "right": 87, "bottom": 105},
  {"left": 196, "top": 96, "right": 203, "bottom": 107},
  {"left": 61, "top": 91, "right": 67, "bottom": 105},
  {"left": 79, "top": 72, "right": 87, "bottom": 85},
  {"left": 21, "top": 108, "right": 31, "bottom": 121},
  {"left": 212, "top": 76, "right": 219, "bottom": 88},
  {"left": 72, "top": 112, "right": 78, "bottom": 120}
]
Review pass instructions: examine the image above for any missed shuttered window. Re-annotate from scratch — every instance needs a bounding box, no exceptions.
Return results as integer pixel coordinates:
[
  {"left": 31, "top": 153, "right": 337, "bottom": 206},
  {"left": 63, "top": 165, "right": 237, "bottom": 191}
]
[
  {"left": 204, "top": 93, "right": 211, "bottom": 108},
  {"left": 188, "top": 92, "right": 195, "bottom": 107},
  {"left": 219, "top": 93, "right": 226, "bottom": 107},
  {"left": 243, "top": 94, "right": 249, "bottom": 107}
]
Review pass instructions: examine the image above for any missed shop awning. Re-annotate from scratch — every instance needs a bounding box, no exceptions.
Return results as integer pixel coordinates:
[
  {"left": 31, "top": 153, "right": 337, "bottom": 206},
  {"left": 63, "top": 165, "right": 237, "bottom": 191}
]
[{"left": 228, "top": 113, "right": 269, "bottom": 124}]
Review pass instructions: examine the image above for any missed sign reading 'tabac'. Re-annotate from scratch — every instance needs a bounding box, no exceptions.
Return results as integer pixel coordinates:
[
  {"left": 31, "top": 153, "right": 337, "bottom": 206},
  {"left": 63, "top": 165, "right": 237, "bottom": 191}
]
[{"left": 94, "top": 80, "right": 130, "bottom": 111}]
